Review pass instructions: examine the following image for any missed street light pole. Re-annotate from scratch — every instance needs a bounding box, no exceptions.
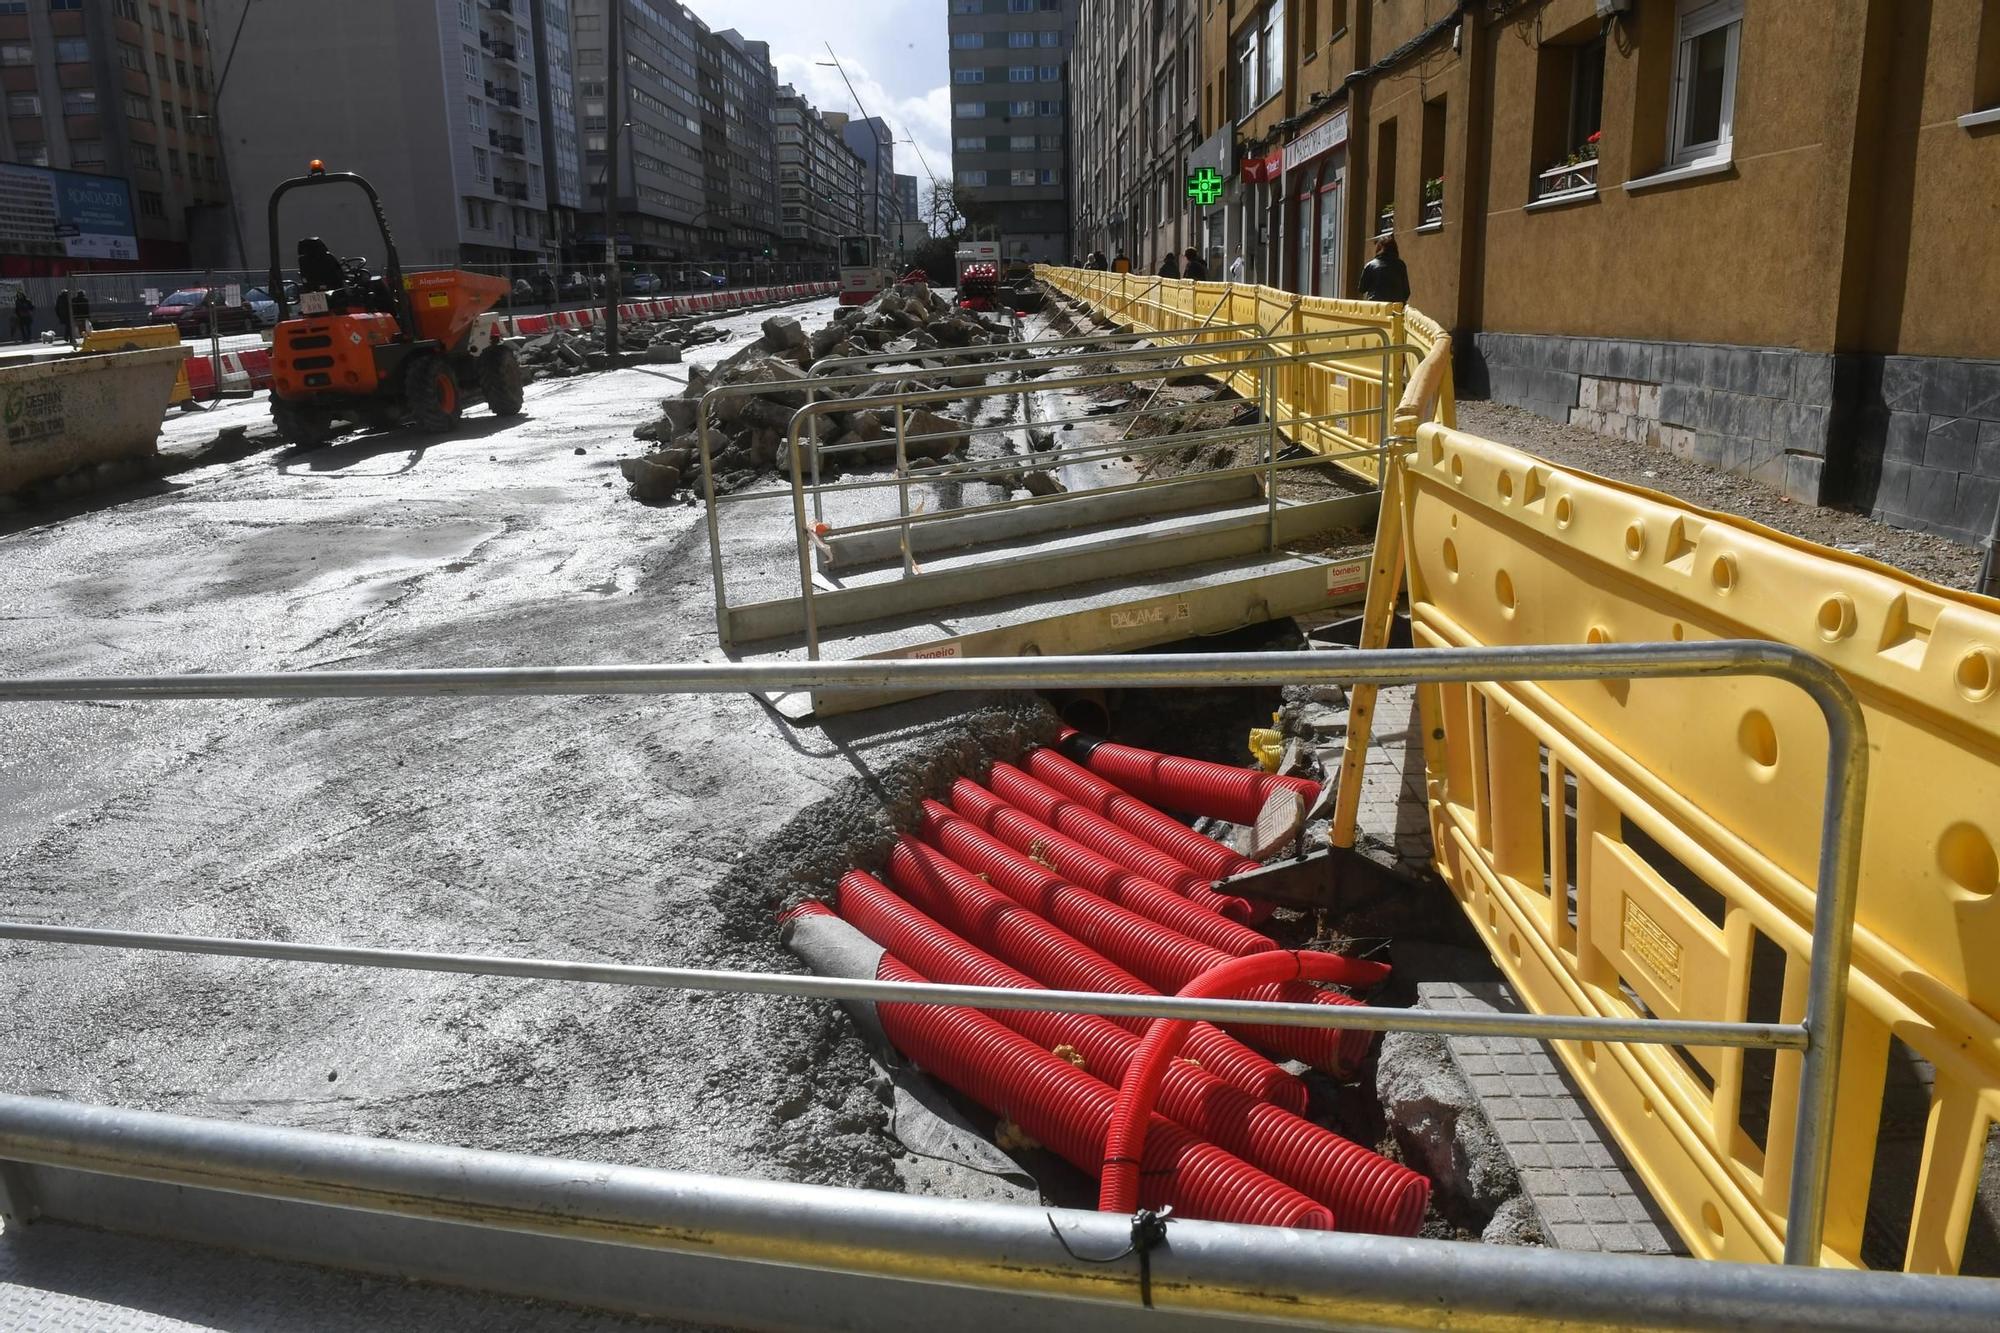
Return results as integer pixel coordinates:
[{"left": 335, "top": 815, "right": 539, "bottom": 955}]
[{"left": 601, "top": 0, "right": 623, "bottom": 361}]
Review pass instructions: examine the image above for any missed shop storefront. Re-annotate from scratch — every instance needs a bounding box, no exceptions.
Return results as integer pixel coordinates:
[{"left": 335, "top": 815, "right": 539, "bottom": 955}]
[{"left": 1283, "top": 106, "right": 1349, "bottom": 298}]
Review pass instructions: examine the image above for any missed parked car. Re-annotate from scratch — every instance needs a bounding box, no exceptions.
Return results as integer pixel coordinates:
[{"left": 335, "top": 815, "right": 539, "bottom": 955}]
[
  {"left": 622, "top": 272, "right": 662, "bottom": 295},
  {"left": 241, "top": 283, "right": 295, "bottom": 329},
  {"left": 153, "top": 287, "right": 259, "bottom": 337}
]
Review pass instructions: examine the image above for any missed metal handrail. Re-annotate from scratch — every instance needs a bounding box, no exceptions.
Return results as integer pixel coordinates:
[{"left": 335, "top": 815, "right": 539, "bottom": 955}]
[
  {"left": 0, "top": 641, "right": 1867, "bottom": 1270},
  {"left": 770, "top": 335, "right": 1417, "bottom": 657},
  {"left": 698, "top": 324, "right": 1415, "bottom": 655}
]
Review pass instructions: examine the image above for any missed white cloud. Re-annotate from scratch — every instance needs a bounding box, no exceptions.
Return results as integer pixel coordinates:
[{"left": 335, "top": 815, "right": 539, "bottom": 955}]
[{"left": 689, "top": 1, "right": 954, "bottom": 205}]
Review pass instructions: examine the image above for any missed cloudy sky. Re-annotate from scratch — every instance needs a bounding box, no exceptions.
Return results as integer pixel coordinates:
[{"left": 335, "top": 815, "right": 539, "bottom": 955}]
[{"left": 693, "top": 0, "right": 954, "bottom": 212}]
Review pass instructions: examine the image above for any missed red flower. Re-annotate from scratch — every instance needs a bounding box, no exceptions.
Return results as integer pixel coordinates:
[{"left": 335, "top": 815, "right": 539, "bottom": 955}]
[{"left": 1587, "top": 130, "right": 1602, "bottom": 144}]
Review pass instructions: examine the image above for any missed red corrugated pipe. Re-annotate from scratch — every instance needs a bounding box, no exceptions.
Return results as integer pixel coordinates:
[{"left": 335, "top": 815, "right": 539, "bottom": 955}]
[
  {"left": 870, "top": 949, "right": 1332, "bottom": 1229},
  {"left": 1056, "top": 726, "right": 1322, "bottom": 825},
  {"left": 1102, "top": 950, "right": 1392, "bottom": 1221},
  {"left": 834, "top": 876, "right": 1430, "bottom": 1234},
  {"left": 883, "top": 835, "right": 1307, "bottom": 1112},
  {"left": 1023, "top": 747, "right": 1264, "bottom": 884},
  {"left": 920, "top": 802, "right": 1385, "bottom": 1074},
  {"left": 985, "top": 763, "right": 1258, "bottom": 922},
  {"left": 947, "top": 779, "right": 1268, "bottom": 957}
]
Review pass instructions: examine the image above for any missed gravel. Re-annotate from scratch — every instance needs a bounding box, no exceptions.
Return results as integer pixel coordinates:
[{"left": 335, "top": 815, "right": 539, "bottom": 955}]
[{"left": 1456, "top": 401, "right": 1984, "bottom": 592}]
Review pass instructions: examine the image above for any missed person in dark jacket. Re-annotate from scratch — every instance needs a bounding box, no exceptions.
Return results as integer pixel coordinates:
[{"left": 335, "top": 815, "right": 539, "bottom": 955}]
[
  {"left": 1111, "top": 250, "right": 1132, "bottom": 274},
  {"left": 70, "top": 288, "right": 91, "bottom": 337},
  {"left": 54, "top": 288, "right": 72, "bottom": 343},
  {"left": 1156, "top": 252, "right": 1180, "bottom": 279},
  {"left": 1181, "top": 247, "right": 1207, "bottom": 281},
  {"left": 12, "top": 289, "right": 32, "bottom": 342},
  {"left": 1357, "top": 238, "right": 1411, "bottom": 304}
]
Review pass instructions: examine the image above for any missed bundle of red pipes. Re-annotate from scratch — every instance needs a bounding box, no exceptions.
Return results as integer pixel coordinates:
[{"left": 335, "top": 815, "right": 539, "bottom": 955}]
[{"left": 779, "top": 734, "right": 1431, "bottom": 1237}]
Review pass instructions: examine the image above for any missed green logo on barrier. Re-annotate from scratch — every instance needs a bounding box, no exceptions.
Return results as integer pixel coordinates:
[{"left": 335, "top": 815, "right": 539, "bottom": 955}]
[
  {"left": 1187, "top": 168, "right": 1224, "bottom": 206},
  {"left": 3, "top": 388, "right": 22, "bottom": 427}
]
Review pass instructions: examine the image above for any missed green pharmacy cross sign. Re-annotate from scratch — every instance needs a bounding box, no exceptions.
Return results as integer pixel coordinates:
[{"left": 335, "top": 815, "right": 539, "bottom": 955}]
[{"left": 1186, "top": 167, "right": 1224, "bottom": 206}]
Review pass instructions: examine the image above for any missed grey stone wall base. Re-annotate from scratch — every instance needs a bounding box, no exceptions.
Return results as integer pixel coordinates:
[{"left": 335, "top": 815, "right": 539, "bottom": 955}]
[{"left": 1460, "top": 332, "right": 2000, "bottom": 544}]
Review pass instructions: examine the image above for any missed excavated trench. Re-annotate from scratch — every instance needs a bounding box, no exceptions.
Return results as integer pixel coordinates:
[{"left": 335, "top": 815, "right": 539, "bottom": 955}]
[{"left": 706, "top": 637, "right": 1541, "bottom": 1245}]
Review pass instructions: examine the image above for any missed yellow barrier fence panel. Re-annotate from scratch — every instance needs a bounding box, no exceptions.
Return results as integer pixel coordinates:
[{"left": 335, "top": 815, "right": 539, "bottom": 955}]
[
  {"left": 1403, "top": 423, "right": 2000, "bottom": 1272},
  {"left": 81, "top": 323, "right": 190, "bottom": 405}
]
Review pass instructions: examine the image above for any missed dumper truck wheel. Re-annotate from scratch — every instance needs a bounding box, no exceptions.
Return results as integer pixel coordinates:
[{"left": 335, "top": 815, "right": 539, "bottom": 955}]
[
  {"left": 479, "top": 343, "right": 526, "bottom": 417},
  {"left": 405, "top": 355, "right": 461, "bottom": 433},
  {"left": 271, "top": 399, "right": 335, "bottom": 450}
]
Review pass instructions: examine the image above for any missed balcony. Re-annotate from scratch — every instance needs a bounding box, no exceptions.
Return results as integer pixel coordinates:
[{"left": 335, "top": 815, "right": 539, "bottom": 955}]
[
  {"left": 487, "top": 129, "right": 526, "bottom": 155},
  {"left": 494, "top": 179, "right": 529, "bottom": 201},
  {"left": 1534, "top": 154, "right": 1598, "bottom": 203},
  {"left": 480, "top": 33, "right": 519, "bottom": 62},
  {"left": 482, "top": 0, "right": 514, "bottom": 13}
]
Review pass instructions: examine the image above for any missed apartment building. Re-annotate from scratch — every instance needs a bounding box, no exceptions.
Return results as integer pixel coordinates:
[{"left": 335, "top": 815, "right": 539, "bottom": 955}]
[
  {"left": 212, "top": 0, "right": 570, "bottom": 269},
  {"left": 1152, "top": 0, "right": 2000, "bottom": 546},
  {"left": 775, "top": 82, "right": 864, "bottom": 262},
  {"left": 895, "top": 172, "right": 920, "bottom": 224},
  {"left": 0, "top": 0, "right": 228, "bottom": 271},
  {"left": 947, "top": 0, "right": 1075, "bottom": 264},
  {"left": 572, "top": 1, "right": 780, "bottom": 265},
  {"left": 1070, "top": 0, "right": 1200, "bottom": 270},
  {"left": 827, "top": 113, "right": 895, "bottom": 242}
]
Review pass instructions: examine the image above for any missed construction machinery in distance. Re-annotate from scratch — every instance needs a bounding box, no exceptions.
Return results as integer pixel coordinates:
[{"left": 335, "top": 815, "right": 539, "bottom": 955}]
[{"left": 263, "top": 160, "right": 525, "bottom": 449}]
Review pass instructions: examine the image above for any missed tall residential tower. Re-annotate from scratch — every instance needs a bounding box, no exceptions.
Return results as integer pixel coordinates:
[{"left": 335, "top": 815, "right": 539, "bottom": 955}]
[{"left": 946, "top": 0, "right": 1074, "bottom": 265}]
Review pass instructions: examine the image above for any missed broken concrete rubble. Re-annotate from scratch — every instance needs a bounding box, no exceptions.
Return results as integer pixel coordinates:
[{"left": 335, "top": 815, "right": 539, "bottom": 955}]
[{"left": 619, "top": 281, "right": 1020, "bottom": 505}]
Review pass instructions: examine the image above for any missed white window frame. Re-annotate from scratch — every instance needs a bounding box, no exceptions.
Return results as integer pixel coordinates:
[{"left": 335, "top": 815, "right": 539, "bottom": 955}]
[{"left": 1666, "top": 0, "right": 1741, "bottom": 170}]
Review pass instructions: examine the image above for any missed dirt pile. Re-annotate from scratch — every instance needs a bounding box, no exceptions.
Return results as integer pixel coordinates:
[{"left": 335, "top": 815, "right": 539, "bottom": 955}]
[{"left": 619, "top": 284, "right": 1020, "bottom": 505}]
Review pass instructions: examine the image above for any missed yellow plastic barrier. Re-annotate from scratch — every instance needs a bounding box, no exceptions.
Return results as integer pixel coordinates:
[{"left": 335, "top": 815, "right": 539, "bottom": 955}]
[
  {"left": 1402, "top": 425, "right": 2000, "bottom": 1272},
  {"left": 1035, "top": 267, "right": 1438, "bottom": 485},
  {"left": 81, "top": 323, "right": 191, "bottom": 406}
]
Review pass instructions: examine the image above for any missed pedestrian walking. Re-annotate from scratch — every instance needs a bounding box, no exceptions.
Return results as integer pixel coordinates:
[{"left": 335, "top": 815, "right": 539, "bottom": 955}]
[
  {"left": 1226, "top": 252, "right": 1246, "bottom": 282},
  {"left": 1181, "top": 248, "right": 1207, "bottom": 281},
  {"left": 1111, "top": 250, "right": 1132, "bottom": 274},
  {"left": 1357, "top": 237, "right": 1411, "bottom": 304},
  {"left": 71, "top": 288, "right": 91, "bottom": 338},
  {"left": 12, "top": 289, "right": 32, "bottom": 343},
  {"left": 54, "top": 288, "right": 72, "bottom": 344},
  {"left": 1156, "top": 252, "right": 1180, "bottom": 279}
]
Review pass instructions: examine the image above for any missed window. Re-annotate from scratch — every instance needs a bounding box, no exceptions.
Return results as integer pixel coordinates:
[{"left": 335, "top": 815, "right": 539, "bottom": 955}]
[
  {"left": 1009, "top": 0, "right": 1033, "bottom": 10},
  {"left": 1419, "top": 95, "right": 1446, "bottom": 228},
  {"left": 1008, "top": 99, "right": 1036, "bottom": 115},
  {"left": 459, "top": 0, "right": 474, "bottom": 25},
  {"left": 138, "top": 189, "right": 165, "bottom": 219},
  {"left": 6, "top": 92, "right": 39, "bottom": 117},
  {"left": 469, "top": 96, "right": 485, "bottom": 128},
  {"left": 954, "top": 33, "right": 984, "bottom": 48},
  {"left": 1038, "top": 65, "right": 1060, "bottom": 80},
  {"left": 150, "top": 4, "right": 161, "bottom": 31},
  {"left": 952, "top": 0, "right": 983, "bottom": 12},
  {"left": 953, "top": 69, "right": 985, "bottom": 84},
  {"left": 169, "top": 12, "right": 183, "bottom": 37},
  {"left": 1374, "top": 118, "right": 1397, "bottom": 235},
  {"left": 1976, "top": 2, "right": 2000, "bottom": 115},
  {"left": 956, "top": 134, "right": 984, "bottom": 150},
  {"left": 1260, "top": 3, "right": 1285, "bottom": 107},
  {"left": 1010, "top": 168, "right": 1037, "bottom": 185},
  {"left": 954, "top": 100, "right": 986, "bottom": 117},
  {"left": 72, "top": 139, "right": 103, "bottom": 165},
  {"left": 473, "top": 146, "right": 489, "bottom": 180},
  {"left": 55, "top": 38, "right": 91, "bottom": 63},
  {"left": 464, "top": 45, "right": 481, "bottom": 82},
  {"left": 1008, "top": 31, "right": 1034, "bottom": 47},
  {"left": 17, "top": 141, "right": 46, "bottom": 164},
  {"left": 1009, "top": 66, "right": 1036, "bottom": 82},
  {"left": 1303, "top": 0, "right": 1317, "bottom": 51},
  {"left": 117, "top": 42, "right": 146, "bottom": 73},
  {"left": 62, "top": 88, "right": 98, "bottom": 116},
  {"left": 175, "top": 58, "right": 189, "bottom": 86},
  {"left": 124, "top": 92, "right": 152, "bottom": 120},
  {"left": 1667, "top": 0, "right": 1741, "bottom": 168},
  {"left": 114, "top": 0, "right": 139, "bottom": 17},
  {"left": 129, "top": 140, "right": 157, "bottom": 170},
  {"left": 156, "top": 52, "right": 169, "bottom": 77},
  {"left": 0, "top": 45, "right": 30, "bottom": 66},
  {"left": 52, "top": 0, "right": 85, "bottom": 10},
  {"left": 168, "top": 148, "right": 181, "bottom": 173},
  {"left": 1039, "top": 30, "right": 1063, "bottom": 47},
  {"left": 1010, "top": 134, "right": 1035, "bottom": 150},
  {"left": 957, "top": 168, "right": 987, "bottom": 185},
  {"left": 161, "top": 102, "right": 174, "bottom": 127},
  {"left": 1570, "top": 36, "right": 1606, "bottom": 155}
]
